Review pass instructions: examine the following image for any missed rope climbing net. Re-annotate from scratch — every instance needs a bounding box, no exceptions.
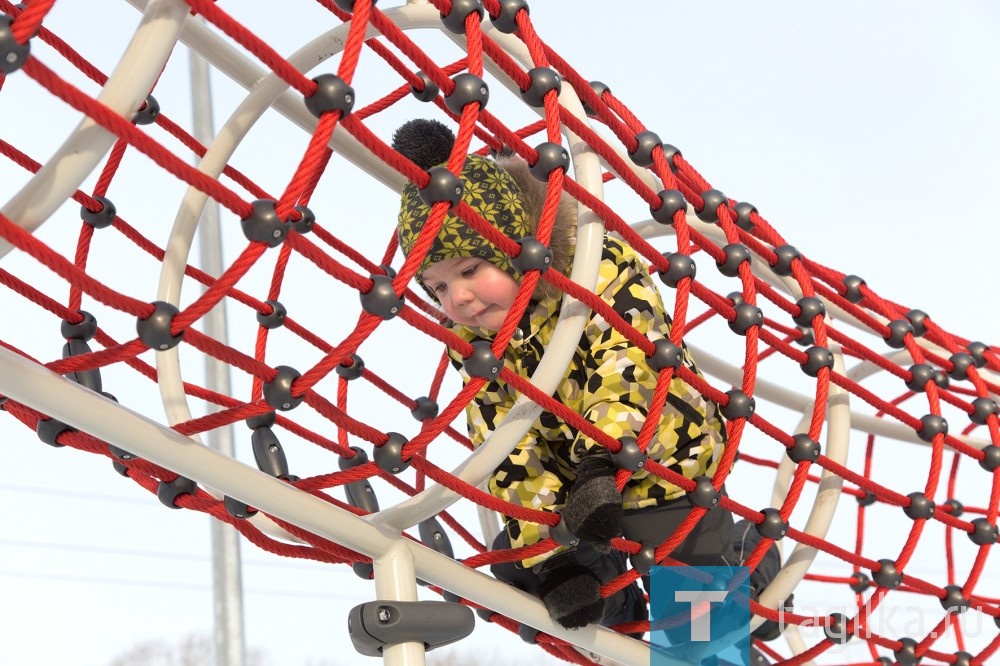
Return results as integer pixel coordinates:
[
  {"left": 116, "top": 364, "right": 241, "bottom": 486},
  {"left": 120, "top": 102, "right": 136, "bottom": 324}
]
[{"left": 0, "top": 1, "right": 997, "bottom": 665}]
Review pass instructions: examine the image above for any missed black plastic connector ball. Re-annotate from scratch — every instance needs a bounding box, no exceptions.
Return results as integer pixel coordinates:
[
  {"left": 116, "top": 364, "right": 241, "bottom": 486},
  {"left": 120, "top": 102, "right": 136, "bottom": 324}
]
[
  {"left": 801, "top": 345, "right": 834, "bottom": 377},
  {"left": 579, "top": 80, "right": 610, "bottom": 116},
  {"left": 857, "top": 490, "right": 877, "bottom": 507},
  {"left": 917, "top": 414, "right": 948, "bottom": 443},
  {"left": 360, "top": 274, "right": 403, "bottom": 320},
  {"left": 36, "top": 417, "right": 73, "bottom": 447},
  {"left": 628, "top": 130, "right": 663, "bottom": 168},
  {"left": 304, "top": 73, "right": 355, "bottom": 119},
  {"left": 968, "top": 518, "right": 998, "bottom": 546},
  {"left": 418, "top": 166, "right": 463, "bottom": 207},
  {"left": 410, "top": 71, "right": 439, "bottom": 102},
  {"left": 108, "top": 442, "right": 137, "bottom": 462},
  {"left": 444, "top": 73, "right": 488, "bottom": 114},
  {"left": 528, "top": 141, "right": 569, "bottom": 181},
  {"left": 610, "top": 436, "right": 645, "bottom": 472},
  {"left": 251, "top": 426, "right": 290, "bottom": 478},
  {"left": 648, "top": 338, "right": 683, "bottom": 371},
  {"left": 488, "top": 0, "right": 528, "bottom": 34},
  {"left": 688, "top": 476, "right": 721, "bottom": 508},
  {"left": 256, "top": 299, "right": 287, "bottom": 329},
  {"left": 80, "top": 196, "right": 117, "bottom": 229},
  {"left": 224, "top": 495, "right": 257, "bottom": 520},
  {"left": 0, "top": 15, "right": 30, "bottom": 75},
  {"left": 771, "top": 245, "right": 801, "bottom": 277},
  {"left": 521, "top": 67, "right": 561, "bottom": 107},
  {"left": 441, "top": 0, "right": 484, "bottom": 34},
  {"left": 157, "top": 475, "right": 197, "bottom": 509},
  {"left": 658, "top": 252, "right": 696, "bottom": 288},
  {"left": 61, "top": 310, "right": 98, "bottom": 341},
  {"left": 943, "top": 498, "right": 964, "bottom": 517},
  {"left": 511, "top": 237, "right": 552, "bottom": 275},
  {"left": 291, "top": 205, "right": 315, "bottom": 235},
  {"left": 788, "top": 433, "right": 820, "bottom": 464},
  {"left": 948, "top": 352, "right": 974, "bottom": 381},
  {"left": 137, "top": 301, "right": 183, "bottom": 351},
  {"left": 894, "top": 637, "right": 920, "bottom": 666},
  {"left": 517, "top": 623, "right": 540, "bottom": 644},
  {"left": 903, "top": 492, "right": 935, "bottom": 520},
  {"left": 62, "top": 337, "right": 101, "bottom": 393},
  {"left": 476, "top": 608, "right": 495, "bottom": 623},
  {"left": 352, "top": 561, "right": 374, "bottom": 579},
  {"left": 733, "top": 202, "right": 756, "bottom": 231},
  {"left": 333, "top": 0, "right": 379, "bottom": 12},
  {"left": 755, "top": 507, "right": 788, "bottom": 540},
  {"left": 548, "top": 517, "right": 580, "bottom": 547},
  {"left": 953, "top": 652, "right": 973, "bottom": 666},
  {"left": 979, "top": 445, "right": 1000, "bottom": 472},
  {"left": 463, "top": 340, "right": 501, "bottom": 380},
  {"left": 336, "top": 354, "right": 365, "bottom": 381},
  {"left": 849, "top": 572, "right": 870, "bottom": 593},
  {"left": 721, "top": 390, "right": 755, "bottom": 421},
  {"left": 373, "top": 431, "right": 409, "bottom": 474},
  {"left": 824, "top": 612, "right": 851, "bottom": 644},
  {"left": 934, "top": 369, "right": 949, "bottom": 389},
  {"left": 411, "top": 396, "right": 439, "bottom": 421},
  {"left": 842, "top": 275, "right": 866, "bottom": 304},
  {"left": 966, "top": 341, "right": 989, "bottom": 367},
  {"left": 338, "top": 445, "right": 369, "bottom": 471},
  {"left": 717, "top": 243, "right": 750, "bottom": 277},
  {"left": 132, "top": 94, "right": 160, "bottom": 125},
  {"left": 883, "top": 319, "right": 914, "bottom": 349},
  {"left": 246, "top": 410, "right": 276, "bottom": 430},
  {"left": 795, "top": 326, "right": 815, "bottom": 347},
  {"left": 793, "top": 297, "right": 825, "bottom": 327},
  {"left": 727, "top": 292, "right": 744, "bottom": 307},
  {"left": 241, "top": 199, "right": 287, "bottom": 247},
  {"left": 940, "top": 585, "right": 970, "bottom": 614},
  {"left": 872, "top": 559, "right": 902, "bottom": 589},
  {"left": 630, "top": 542, "right": 657, "bottom": 577},
  {"left": 905, "top": 364, "right": 935, "bottom": 392},
  {"left": 651, "top": 189, "right": 686, "bottom": 225},
  {"left": 263, "top": 365, "right": 303, "bottom": 411},
  {"left": 971, "top": 398, "right": 1000, "bottom": 426},
  {"left": 695, "top": 189, "right": 728, "bottom": 223},
  {"left": 728, "top": 303, "right": 763, "bottom": 336},
  {"left": 905, "top": 309, "right": 929, "bottom": 337}
]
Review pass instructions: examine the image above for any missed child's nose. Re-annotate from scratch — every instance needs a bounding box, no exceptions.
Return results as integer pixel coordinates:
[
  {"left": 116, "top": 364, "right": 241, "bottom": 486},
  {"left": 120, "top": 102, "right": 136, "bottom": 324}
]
[{"left": 451, "top": 285, "right": 474, "bottom": 305}]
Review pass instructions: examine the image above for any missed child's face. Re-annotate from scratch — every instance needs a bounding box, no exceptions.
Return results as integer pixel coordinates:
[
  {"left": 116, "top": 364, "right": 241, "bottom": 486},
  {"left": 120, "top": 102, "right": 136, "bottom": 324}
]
[{"left": 420, "top": 256, "right": 519, "bottom": 331}]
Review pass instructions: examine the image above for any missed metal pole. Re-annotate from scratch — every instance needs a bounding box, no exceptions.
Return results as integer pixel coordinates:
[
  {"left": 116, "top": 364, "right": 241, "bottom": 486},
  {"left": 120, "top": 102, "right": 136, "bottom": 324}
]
[{"left": 189, "top": 35, "right": 247, "bottom": 666}]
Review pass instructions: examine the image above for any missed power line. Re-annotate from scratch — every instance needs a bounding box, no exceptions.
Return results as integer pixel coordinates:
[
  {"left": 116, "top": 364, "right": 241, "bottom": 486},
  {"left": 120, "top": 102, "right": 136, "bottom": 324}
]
[
  {"left": 0, "top": 536, "right": 339, "bottom": 571},
  {"left": 0, "top": 568, "right": 364, "bottom": 601}
]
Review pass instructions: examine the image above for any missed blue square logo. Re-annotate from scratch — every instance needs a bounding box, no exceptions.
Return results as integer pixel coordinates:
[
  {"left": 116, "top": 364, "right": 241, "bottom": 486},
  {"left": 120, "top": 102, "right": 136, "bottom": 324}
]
[{"left": 650, "top": 565, "right": 752, "bottom": 665}]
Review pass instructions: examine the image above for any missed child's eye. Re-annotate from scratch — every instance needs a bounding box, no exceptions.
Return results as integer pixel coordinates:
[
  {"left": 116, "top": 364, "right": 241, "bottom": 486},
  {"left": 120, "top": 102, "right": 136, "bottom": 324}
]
[
  {"left": 432, "top": 283, "right": 447, "bottom": 294},
  {"left": 461, "top": 263, "right": 479, "bottom": 278}
]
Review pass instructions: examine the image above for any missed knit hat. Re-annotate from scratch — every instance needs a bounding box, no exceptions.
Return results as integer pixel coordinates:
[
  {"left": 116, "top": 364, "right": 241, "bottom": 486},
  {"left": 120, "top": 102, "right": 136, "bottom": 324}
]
[{"left": 393, "top": 119, "right": 531, "bottom": 288}]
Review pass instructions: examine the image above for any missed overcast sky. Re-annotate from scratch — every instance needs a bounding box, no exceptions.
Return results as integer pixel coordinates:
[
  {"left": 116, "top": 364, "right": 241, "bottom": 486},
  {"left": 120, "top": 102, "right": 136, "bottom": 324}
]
[{"left": 1, "top": 2, "right": 998, "bottom": 665}]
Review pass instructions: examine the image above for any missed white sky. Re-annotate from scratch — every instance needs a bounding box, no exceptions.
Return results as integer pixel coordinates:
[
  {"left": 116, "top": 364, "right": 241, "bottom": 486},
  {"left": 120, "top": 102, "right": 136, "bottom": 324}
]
[{"left": 1, "top": 1, "right": 999, "bottom": 665}]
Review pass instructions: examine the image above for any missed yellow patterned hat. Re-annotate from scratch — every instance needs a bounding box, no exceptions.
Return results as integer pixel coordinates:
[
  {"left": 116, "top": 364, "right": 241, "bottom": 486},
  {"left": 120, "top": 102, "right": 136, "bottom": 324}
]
[{"left": 394, "top": 120, "right": 531, "bottom": 286}]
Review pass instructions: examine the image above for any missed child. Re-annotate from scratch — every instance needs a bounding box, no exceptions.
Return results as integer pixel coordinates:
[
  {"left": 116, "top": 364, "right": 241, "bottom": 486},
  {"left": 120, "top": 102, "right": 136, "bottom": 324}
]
[{"left": 393, "top": 119, "right": 777, "bottom": 639}]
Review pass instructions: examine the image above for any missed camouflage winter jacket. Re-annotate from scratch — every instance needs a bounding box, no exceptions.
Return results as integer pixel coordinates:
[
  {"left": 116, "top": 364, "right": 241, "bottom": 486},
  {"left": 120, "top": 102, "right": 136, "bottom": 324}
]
[{"left": 450, "top": 235, "right": 727, "bottom": 568}]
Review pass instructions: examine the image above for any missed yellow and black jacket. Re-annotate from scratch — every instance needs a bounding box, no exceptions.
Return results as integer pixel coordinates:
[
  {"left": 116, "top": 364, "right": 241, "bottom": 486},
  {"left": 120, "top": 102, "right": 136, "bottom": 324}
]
[{"left": 450, "top": 231, "right": 727, "bottom": 568}]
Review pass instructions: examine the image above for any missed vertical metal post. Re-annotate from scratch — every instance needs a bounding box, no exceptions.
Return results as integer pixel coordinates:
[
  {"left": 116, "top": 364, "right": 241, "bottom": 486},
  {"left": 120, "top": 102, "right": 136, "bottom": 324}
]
[{"left": 189, "top": 34, "right": 247, "bottom": 666}]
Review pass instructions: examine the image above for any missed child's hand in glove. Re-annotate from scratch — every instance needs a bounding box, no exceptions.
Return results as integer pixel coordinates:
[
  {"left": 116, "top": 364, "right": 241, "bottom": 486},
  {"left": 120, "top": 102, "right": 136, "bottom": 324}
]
[
  {"left": 560, "top": 456, "right": 623, "bottom": 552},
  {"left": 537, "top": 550, "right": 605, "bottom": 629}
]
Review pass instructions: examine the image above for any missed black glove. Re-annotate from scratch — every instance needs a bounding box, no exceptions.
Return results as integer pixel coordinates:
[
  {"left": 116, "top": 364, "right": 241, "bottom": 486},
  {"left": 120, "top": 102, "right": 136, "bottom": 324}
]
[
  {"left": 561, "top": 456, "right": 623, "bottom": 551},
  {"left": 537, "top": 550, "right": 604, "bottom": 629}
]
